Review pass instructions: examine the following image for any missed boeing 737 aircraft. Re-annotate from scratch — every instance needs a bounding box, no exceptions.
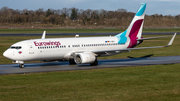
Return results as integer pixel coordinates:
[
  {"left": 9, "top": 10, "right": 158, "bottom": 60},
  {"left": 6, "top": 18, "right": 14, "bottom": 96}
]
[{"left": 3, "top": 3, "right": 176, "bottom": 68}]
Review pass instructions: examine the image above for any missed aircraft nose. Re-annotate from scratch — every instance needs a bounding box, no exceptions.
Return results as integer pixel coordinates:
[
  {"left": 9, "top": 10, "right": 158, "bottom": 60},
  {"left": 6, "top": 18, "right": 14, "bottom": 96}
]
[{"left": 3, "top": 50, "right": 12, "bottom": 59}]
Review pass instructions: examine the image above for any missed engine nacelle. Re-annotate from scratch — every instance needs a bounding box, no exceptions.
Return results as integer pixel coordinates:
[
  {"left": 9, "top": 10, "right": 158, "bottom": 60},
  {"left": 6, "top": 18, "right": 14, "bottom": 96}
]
[{"left": 74, "top": 53, "right": 96, "bottom": 64}]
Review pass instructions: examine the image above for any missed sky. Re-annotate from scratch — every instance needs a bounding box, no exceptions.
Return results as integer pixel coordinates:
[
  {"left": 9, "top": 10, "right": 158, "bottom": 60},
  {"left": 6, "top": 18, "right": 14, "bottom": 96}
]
[{"left": 1, "top": 0, "right": 180, "bottom": 16}]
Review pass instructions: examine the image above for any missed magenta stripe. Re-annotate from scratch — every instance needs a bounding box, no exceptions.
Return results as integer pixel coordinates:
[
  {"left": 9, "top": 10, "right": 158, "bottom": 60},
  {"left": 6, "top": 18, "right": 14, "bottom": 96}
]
[
  {"left": 129, "top": 19, "right": 143, "bottom": 37},
  {"left": 128, "top": 19, "right": 143, "bottom": 48}
]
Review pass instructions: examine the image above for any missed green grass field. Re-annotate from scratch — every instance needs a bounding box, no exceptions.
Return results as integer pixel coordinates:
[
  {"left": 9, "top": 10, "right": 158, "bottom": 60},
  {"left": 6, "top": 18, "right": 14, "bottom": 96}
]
[
  {"left": 0, "top": 31, "right": 180, "bottom": 100},
  {"left": 0, "top": 64, "right": 180, "bottom": 101}
]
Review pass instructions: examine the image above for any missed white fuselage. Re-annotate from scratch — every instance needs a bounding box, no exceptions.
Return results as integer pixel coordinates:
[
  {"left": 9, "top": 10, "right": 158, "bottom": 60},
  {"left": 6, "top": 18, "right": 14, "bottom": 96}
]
[{"left": 3, "top": 36, "right": 130, "bottom": 62}]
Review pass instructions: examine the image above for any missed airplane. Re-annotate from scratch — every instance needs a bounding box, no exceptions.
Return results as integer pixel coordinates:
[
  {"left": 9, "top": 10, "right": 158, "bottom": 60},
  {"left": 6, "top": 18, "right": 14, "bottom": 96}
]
[{"left": 3, "top": 3, "right": 176, "bottom": 68}]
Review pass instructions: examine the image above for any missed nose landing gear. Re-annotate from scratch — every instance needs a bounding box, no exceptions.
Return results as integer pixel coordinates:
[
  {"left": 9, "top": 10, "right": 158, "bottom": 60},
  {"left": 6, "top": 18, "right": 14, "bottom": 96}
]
[{"left": 13, "top": 61, "right": 24, "bottom": 68}]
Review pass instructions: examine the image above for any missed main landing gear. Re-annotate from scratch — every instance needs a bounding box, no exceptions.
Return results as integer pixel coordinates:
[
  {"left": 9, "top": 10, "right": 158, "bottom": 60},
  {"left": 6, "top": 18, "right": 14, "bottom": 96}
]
[
  {"left": 90, "top": 59, "right": 98, "bottom": 66},
  {"left": 69, "top": 59, "right": 76, "bottom": 65},
  {"left": 19, "top": 64, "right": 24, "bottom": 68}
]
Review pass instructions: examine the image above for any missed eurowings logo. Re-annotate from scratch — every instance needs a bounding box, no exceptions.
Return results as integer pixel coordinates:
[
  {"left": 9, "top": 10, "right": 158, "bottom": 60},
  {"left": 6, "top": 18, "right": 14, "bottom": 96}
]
[
  {"left": 18, "top": 51, "right": 22, "bottom": 54},
  {"left": 34, "top": 41, "right": 61, "bottom": 47}
]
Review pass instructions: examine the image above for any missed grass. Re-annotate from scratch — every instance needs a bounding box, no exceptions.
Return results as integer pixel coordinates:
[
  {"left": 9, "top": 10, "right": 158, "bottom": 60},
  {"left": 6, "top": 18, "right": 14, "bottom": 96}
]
[
  {"left": 0, "top": 64, "right": 180, "bottom": 100},
  {"left": 0, "top": 28, "right": 180, "bottom": 33},
  {"left": 0, "top": 35, "right": 180, "bottom": 64}
]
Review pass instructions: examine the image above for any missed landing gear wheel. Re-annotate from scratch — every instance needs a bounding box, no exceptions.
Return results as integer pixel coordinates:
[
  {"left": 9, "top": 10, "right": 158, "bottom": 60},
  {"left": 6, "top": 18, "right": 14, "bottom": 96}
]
[
  {"left": 19, "top": 64, "right": 24, "bottom": 68},
  {"left": 90, "top": 59, "right": 98, "bottom": 66},
  {"left": 69, "top": 59, "right": 76, "bottom": 65}
]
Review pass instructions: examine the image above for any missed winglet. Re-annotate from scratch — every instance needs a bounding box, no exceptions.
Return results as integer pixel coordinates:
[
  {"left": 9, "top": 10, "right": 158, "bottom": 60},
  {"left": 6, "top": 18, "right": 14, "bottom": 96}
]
[
  {"left": 41, "top": 31, "right": 46, "bottom": 39},
  {"left": 165, "top": 33, "right": 176, "bottom": 47}
]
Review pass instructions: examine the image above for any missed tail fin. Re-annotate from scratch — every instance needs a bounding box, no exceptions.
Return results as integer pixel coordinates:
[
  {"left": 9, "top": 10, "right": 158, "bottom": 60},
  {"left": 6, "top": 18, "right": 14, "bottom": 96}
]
[{"left": 116, "top": 3, "right": 146, "bottom": 47}]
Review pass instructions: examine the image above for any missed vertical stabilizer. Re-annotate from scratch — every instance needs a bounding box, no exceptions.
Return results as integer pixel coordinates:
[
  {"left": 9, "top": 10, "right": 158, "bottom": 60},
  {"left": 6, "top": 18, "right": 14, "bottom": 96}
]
[{"left": 116, "top": 3, "right": 146, "bottom": 48}]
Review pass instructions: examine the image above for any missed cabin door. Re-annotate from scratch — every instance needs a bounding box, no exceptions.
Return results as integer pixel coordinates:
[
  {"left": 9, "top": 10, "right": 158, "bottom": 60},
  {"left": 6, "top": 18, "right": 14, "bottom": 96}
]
[{"left": 28, "top": 43, "right": 34, "bottom": 54}]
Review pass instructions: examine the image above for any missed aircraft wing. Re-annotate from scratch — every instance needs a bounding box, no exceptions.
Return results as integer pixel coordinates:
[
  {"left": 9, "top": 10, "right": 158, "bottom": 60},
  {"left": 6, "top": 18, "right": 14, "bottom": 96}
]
[
  {"left": 137, "top": 35, "right": 172, "bottom": 41},
  {"left": 92, "top": 33, "right": 176, "bottom": 55}
]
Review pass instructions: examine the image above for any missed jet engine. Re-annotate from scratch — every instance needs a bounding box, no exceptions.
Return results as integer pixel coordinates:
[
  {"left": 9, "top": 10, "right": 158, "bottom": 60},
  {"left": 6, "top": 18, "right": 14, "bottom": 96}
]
[{"left": 74, "top": 53, "right": 96, "bottom": 64}]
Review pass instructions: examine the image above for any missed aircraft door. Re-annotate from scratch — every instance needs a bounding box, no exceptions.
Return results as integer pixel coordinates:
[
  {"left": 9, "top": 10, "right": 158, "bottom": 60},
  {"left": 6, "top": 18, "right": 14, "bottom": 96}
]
[{"left": 28, "top": 43, "right": 34, "bottom": 54}]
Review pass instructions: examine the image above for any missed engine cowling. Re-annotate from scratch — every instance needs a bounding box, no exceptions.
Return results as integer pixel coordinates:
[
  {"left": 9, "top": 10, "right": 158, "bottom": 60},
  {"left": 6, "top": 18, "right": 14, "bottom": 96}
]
[{"left": 74, "top": 53, "right": 96, "bottom": 64}]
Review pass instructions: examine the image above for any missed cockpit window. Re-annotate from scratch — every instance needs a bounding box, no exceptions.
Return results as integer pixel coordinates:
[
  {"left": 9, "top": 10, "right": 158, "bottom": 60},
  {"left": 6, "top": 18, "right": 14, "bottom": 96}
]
[{"left": 10, "top": 46, "right": 22, "bottom": 49}]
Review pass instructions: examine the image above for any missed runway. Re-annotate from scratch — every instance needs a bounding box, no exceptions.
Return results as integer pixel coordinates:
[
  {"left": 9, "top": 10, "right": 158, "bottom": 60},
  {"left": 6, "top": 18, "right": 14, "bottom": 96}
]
[{"left": 0, "top": 55, "right": 180, "bottom": 75}]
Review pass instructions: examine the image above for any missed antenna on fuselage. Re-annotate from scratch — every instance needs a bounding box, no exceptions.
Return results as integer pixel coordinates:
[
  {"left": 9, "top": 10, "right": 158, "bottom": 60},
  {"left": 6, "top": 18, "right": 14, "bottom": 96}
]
[
  {"left": 75, "top": 34, "right": 79, "bottom": 38},
  {"left": 41, "top": 31, "right": 46, "bottom": 39}
]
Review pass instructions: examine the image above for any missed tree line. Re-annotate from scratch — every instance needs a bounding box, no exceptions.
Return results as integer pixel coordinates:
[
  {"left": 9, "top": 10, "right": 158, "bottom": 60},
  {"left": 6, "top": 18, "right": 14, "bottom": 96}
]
[{"left": 0, "top": 6, "right": 180, "bottom": 28}]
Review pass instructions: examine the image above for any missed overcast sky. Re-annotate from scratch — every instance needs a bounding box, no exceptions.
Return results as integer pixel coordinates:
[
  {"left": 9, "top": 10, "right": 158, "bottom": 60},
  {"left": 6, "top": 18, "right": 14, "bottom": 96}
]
[{"left": 1, "top": 0, "right": 180, "bottom": 16}]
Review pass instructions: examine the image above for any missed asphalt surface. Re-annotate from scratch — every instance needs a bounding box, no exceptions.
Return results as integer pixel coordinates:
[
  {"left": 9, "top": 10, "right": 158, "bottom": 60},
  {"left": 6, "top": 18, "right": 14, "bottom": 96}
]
[
  {"left": 0, "top": 32, "right": 177, "bottom": 36},
  {"left": 0, "top": 56, "right": 180, "bottom": 75}
]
